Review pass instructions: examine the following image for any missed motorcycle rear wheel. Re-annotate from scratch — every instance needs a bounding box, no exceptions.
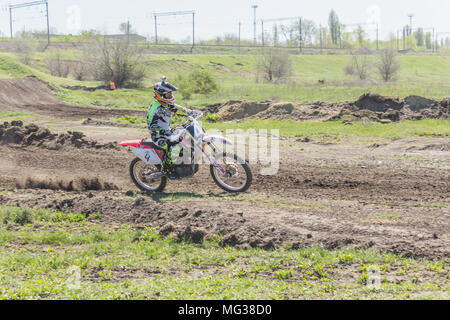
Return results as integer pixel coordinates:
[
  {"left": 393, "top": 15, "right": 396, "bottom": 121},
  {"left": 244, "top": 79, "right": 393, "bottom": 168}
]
[{"left": 130, "top": 158, "right": 167, "bottom": 193}]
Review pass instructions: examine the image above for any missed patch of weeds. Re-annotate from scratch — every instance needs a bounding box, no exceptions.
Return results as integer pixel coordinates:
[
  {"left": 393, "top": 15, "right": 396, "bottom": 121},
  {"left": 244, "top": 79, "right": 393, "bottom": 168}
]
[
  {"left": 236, "top": 268, "right": 246, "bottom": 278},
  {"left": 338, "top": 252, "right": 354, "bottom": 264},
  {"left": 1, "top": 207, "right": 34, "bottom": 225},
  {"left": 97, "top": 270, "right": 112, "bottom": 281},
  {"left": 313, "top": 264, "right": 328, "bottom": 279},
  {"left": 204, "top": 113, "right": 220, "bottom": 123},
  {"left": 115, "top": 115, "right": 146, "bottom": 125},
  {"left": 429, "top": 260, "right": 447, "bottom": 274},
  {"left": 275, "top": 269, "right": 293, "bottom": 280}
]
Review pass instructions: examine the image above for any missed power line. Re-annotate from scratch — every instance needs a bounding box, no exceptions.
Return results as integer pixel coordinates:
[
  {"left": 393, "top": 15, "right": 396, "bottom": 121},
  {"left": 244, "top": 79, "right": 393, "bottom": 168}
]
[
  {"left": 8, "top": 0, "right": 49, "bottom": 44},
  {"left": 153, "top": 10, "right": 195, "bottom": 52}
]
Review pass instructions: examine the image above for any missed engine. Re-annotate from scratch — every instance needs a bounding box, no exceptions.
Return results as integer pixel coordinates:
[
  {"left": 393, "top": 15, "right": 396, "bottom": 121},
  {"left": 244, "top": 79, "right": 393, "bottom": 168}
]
[{"left": 174, "top": 164, "right": 199, "bottom": 178}]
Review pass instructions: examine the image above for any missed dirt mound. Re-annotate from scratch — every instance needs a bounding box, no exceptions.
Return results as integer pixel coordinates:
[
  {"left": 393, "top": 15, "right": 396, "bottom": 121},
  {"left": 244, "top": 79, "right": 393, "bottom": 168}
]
[
  {"left": 405, "top": 95, "right": 436, "bottom": 111},
  {"left": 217, "top": 100, "right": 271, "bottom": 120},
  {"left": 0, "top": 121, "right": 119, "bottom": 150},
  {"left": 16, "top": 176, "right": 119, "bottom": 192},
  {"left": 355, "top": 93, "right": 404, "bottom": 112},
  {"left": 217, "top": 100, "right": 346, "bottom": 121},
  {"left": 0, "top": 76, "right": 60, "bottom": 108},
  {"left": 210, "top": 94, "right": 449, "bottom": 123},
  {"left": 0, "top": 76, "right": 145, "bottom": 121}
]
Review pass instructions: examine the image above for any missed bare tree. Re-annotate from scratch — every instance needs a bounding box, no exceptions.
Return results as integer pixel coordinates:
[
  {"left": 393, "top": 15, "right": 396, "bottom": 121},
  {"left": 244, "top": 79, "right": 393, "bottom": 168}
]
[
  {"left": 377, "top": 49, "right": 400, "bottom": 82},
  {"left": 345, "top": 51, "right": 370, "bottom": 80},
  {"left": 72, "top": 61, "right": 90, "bottom": 81},
  {"left": 45, "top": 50, "right": 70, "bottom": 78},
  {"left": 256, "top": 49, "right": 293, "bottom": 82},
  {"left": 12, "top": 34, "right": 37, "bottom": 65},
  {"left": 84, "top": 38, "right": 146, "bottom": 88}
]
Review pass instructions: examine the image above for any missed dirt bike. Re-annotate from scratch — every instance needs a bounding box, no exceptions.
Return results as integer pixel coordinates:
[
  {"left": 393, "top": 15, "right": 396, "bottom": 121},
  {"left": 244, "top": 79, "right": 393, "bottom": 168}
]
[{"left": 120, "top": 111, "right": 252, "bottom": 193}]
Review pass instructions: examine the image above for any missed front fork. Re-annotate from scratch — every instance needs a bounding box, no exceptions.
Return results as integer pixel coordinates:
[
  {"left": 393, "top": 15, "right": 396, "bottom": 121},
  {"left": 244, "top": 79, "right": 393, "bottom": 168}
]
[{"left": 201, "top": 142, "right": 227, "bottom": 176}]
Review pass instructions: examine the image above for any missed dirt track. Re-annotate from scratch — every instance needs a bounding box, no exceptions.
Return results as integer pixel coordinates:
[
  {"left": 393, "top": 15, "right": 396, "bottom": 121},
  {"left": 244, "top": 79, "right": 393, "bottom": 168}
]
[
  {"left": 0, "top": 77, "right": 449, "bottom": 260},
  {"left": 0, "top": 122, "right": 448, "bottom": 259}
]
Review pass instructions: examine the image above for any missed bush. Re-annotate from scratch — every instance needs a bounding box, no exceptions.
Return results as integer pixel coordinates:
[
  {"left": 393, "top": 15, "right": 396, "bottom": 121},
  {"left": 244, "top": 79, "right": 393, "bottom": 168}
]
[
  {"left": 12, "top": 34, "right": 37, "bottom": 66},
  {"left": 45, "top": 50, "right": 70, "bottom": 78},
  {"left": 84, "top": 39, "right": 146, "bottom": 88},
  {"left": 72, "top": 61, "right": 90, "bottom": 81},
  {"left": 189, "top": 70, "right": 219, "bottom": 94},
  {"left": 175, "top": 69, "right": 218, "bottom": 100},
  {"left": 2, "top": 207, "right": 34, "bottom": 225}
]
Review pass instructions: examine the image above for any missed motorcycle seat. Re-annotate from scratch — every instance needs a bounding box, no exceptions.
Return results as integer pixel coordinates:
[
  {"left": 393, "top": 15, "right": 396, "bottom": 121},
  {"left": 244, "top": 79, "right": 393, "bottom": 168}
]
[{"left": 142, "top": 140, "right": 165, "bottom": 150}]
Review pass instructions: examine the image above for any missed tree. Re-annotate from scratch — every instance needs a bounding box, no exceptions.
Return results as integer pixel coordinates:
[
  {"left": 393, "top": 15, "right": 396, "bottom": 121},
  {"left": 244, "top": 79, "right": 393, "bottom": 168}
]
[
  {"left": 425, "top": 32, "right": 432, "bottom": 49},
  {"left": 377, "top": 49, "right": 400, "bottom": 82},
  {"left": 415, "top": 28, "right": 424, "bottom": 47},
  {"left": 12, "top": 34, "right": 37, "bottom": 65},
  {"left": 119, "top": 22, "right": 135, "bottom": 35},
  {"left": 273, "top": 25, "right": 279, "bottom": 46},
  {"left": 345, "top": 52, "right": 370, "bottom": 80},
  {"left": 256, "top": 49, "right": 293, "bottom": 82},
  {"left": 84, "top": 38, "right": 146, "bottom": 88},
  {"left": 44, "top": 50, "right": 70, "bottom": 78},
  {"left": 328, "top": 10, "right": 341, "bottom": 46},
  {"left": 299, "top": 19, "right": 316, "bottom": 46},
  {"left": 354, "top": 26, "right": 365, "bottom": 48}
]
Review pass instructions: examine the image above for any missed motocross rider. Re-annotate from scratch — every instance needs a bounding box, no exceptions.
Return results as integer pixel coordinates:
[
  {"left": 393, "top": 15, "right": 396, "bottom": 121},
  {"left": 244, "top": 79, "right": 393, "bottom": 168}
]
[{"left": 147, "top": 77, "right": 196, "bottom": 180}]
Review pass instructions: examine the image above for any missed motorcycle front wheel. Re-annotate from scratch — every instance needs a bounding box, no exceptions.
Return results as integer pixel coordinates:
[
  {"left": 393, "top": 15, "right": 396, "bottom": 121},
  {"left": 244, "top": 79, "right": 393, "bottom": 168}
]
[
  {"left": 210, "top": 153, "right": 253, "bottom": 193},
  {"left": 130, "top": 158, "right": 167, "bottom": 193}
]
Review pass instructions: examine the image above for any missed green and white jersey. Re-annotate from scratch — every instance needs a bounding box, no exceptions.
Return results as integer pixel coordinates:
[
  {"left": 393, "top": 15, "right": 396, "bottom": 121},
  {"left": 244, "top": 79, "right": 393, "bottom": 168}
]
[{"left": 147, "top": 101, "right": 189, "bottom": 135}]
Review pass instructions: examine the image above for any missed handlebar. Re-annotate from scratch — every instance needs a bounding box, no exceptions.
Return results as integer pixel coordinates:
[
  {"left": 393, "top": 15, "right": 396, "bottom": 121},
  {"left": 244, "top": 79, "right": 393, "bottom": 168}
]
[{"left": 180, "top": 111, "right": 203, "bottom": 128}]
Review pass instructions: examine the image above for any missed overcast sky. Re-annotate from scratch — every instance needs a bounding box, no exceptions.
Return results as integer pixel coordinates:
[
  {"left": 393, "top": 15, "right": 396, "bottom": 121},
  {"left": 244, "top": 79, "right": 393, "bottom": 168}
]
[{"left": 1, "top": 0, "right": 449, "bottom": 41}]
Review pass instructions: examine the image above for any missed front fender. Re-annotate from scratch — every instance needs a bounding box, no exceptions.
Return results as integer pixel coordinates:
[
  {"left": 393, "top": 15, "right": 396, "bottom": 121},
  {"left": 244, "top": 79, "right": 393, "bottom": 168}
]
[{"left": 202, "top": 135, "right": 233, "bottom": 146}]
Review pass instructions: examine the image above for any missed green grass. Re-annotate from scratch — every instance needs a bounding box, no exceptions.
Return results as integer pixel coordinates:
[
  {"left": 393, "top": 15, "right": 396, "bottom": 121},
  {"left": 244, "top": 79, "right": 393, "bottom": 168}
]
[
  {"left": 204, "top": 119, "right": 450, "bottom": 138},
  {"left": 0, "top": 111, "right": 35, "bottom": 121},
  {"left": 1, "top": 52, "right": 450, "bottom": 110},
  {"left": 0, "top": 206, "right": 448, "bottom": 300}
]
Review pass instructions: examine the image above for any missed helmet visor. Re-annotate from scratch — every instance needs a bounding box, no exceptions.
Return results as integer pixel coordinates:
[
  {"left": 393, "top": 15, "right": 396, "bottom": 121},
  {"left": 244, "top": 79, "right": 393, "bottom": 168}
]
[{"left": 163, "top": 92, "right": 173, "bottom": 100}]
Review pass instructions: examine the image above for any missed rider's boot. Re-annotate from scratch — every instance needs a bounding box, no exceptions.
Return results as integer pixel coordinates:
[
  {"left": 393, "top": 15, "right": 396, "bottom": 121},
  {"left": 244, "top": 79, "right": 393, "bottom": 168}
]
[{"left": 161, "top": 149, "right": 179, "bottom": 180}]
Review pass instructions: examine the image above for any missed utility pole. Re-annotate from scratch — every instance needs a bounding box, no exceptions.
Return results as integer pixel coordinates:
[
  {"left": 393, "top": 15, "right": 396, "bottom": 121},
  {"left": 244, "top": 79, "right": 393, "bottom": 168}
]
[
  {"left": 320, "top": 24, "right": 323, "bottom": 54},
  {"left": 261, "top": 20, "right": 264, "bottom": 46},
  {"left": 376, "top": 24, "right": 379, "bottom": 50},
  {"left": 252, "top": 5, "right": 258, "bottom": 45},
  {"left": 408, "top": 14, "right": 414, "bottom": 34},
  {"left": 45, "top": 0, "right": 50, "bottom": 45},
  {"left": 154, "top": 15, "right": 158, "bottom": 44},
  {"left": 408, "top": 14, "right": 414, "bottom": 49},
  {"left": 153, "top": 11, "right": 195, "bottom": 51},
  {"left": 238, "top": 22, "right": 241, "bottom": 54},
  {"left": 299, "top": 17, "right": 302, "bottom": 52},
  {"left": 9, "top": 6, "right": 12, "bottom": 39},
  {"left": 397, "top": 30, "right": 400, "bottom": 51},
  {"left": 403, "top": 27, "right": 406, "bottom": 50},
  {"left": 192, "top": 12, "right": 195, "bottom": 52},
  {"left": 432, "top": 28, "right": 435, "bottom": 52},
  {"left": 127, "top": 19, "right": 130, "bottom": 45},
  {"left": 9, "top": 1, "right": 50, "bottom": 45}
]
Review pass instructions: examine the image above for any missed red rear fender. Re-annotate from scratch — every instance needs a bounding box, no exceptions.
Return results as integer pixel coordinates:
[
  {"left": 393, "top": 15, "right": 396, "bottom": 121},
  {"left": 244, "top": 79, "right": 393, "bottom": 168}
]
[{"left": 120, "top": 140, "right": 142, "bottom": 148}]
